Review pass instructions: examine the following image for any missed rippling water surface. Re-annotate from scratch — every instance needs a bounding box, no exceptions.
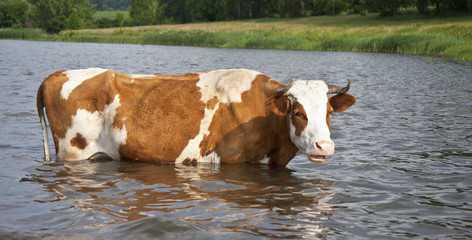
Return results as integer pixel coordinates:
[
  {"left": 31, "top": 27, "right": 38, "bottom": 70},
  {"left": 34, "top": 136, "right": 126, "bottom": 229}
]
[{"left": 0, "top": 39, "right": 471, "bottom": 239}]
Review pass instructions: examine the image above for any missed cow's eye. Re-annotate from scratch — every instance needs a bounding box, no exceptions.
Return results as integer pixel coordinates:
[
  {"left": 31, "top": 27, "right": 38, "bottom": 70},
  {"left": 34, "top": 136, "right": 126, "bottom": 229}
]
[{"left": 294, "top": 112, "right": 305, "bottom": 119}]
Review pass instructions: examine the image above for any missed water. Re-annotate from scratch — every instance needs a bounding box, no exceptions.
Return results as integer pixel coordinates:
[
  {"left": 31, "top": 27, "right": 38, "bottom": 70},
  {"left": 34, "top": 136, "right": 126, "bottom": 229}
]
[{"left": 1, "top": 39, "right": 471, "bottom": 239}]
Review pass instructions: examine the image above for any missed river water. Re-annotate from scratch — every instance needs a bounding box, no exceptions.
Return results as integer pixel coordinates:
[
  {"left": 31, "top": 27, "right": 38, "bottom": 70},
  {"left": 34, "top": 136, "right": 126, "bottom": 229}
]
[{"left": 0, "top": 39, "right": 471, "bottom": 239}]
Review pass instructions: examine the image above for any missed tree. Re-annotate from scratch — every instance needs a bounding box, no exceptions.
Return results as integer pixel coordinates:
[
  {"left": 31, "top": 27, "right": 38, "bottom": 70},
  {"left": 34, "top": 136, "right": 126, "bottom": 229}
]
[
  {"left": 29, "top": 0, "right": 93, "bottom": 33},
  {"left": 429, "top": 0, "right": 471, "bottom": 15},
  {"left": 346, "top": 0, "right": 367, "bottom": 14},
  {"left": 66, "top": 8, "right": 84, "bottom": 30},
  {"left": 392, "top": 0, "right": 398, "bottom": 16},
  {"left": 116, "top": 12, "right": 125, "bottom": 27},
  {"left": 416, "top": 0, "right": 428, "bottom": 13},
  {"left": 364, "top": 0, "right": 407, "bottom": 16},
  {"left": 161, "top": 0, "right": 189, "bottom": 23},
  {"left": 186, "top": 0, "right": 218, "bottom": 22},
  {"left": 0, "top": 0, "right": 30, "bottom": 28},
  {"left": 311, "top": 0, "right": 346, "bottom": 16},
  {"left": 129, "top": 0, "right": 167, "bottom": 25}
]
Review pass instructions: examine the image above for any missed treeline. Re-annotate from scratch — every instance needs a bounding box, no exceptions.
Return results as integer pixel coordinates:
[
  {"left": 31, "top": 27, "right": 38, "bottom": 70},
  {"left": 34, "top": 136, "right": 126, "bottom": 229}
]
[
  {"left": 1, "top": 0, "right": 94, "bottom": 33},
  {"left": 131, "top": 0, "right": 472, "bottom": 24},
  {"left": 1, "top": 0, "right": 471, "bottom": 33}
]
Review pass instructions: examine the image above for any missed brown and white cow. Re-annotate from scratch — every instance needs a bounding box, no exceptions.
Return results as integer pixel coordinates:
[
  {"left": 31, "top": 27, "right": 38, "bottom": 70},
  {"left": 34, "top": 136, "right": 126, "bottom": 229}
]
[{"left": 37, "top": 69, "right": 355, "bottom": 167}]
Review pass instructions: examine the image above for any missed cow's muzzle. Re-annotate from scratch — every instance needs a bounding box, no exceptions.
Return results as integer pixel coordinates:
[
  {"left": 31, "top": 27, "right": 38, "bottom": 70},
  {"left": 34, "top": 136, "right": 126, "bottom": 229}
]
[{"left": 308, "top": 140, "right": 334, "bottom": 162}]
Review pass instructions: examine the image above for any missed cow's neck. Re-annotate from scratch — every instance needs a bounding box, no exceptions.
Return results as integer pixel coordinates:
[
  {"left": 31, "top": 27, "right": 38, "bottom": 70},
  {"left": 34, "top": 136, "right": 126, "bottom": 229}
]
[{"left": 265, "top": 112, "right": 299, "bottom": 167}]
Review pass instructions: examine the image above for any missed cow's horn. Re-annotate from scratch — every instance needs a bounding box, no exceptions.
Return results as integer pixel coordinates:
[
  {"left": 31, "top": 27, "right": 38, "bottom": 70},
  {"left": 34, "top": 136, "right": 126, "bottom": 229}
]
[
  {"left": 327, "top": 80, "right": 351, "bottom": 94},
  {"left": 276, "top": 79, "right": 295, "bottom": 96}
]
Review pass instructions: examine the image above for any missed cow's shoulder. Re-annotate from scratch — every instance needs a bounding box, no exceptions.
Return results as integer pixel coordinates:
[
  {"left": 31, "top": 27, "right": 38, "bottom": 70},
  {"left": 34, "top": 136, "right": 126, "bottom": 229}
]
[{"left": 195, "top": 69, "right": 260, "bottom": 104}]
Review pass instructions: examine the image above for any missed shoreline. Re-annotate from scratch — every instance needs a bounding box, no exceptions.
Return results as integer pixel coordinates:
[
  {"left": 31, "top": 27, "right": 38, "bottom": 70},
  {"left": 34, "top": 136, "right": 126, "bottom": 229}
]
[{"left": 1, "top": 14, "right": 471, "bottom": 62}]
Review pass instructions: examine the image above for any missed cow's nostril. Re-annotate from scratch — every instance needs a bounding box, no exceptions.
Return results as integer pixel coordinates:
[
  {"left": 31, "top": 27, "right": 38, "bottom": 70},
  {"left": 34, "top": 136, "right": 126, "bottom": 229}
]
[{"left": 313, "top": 141, "right": 334, "bottom": 156}]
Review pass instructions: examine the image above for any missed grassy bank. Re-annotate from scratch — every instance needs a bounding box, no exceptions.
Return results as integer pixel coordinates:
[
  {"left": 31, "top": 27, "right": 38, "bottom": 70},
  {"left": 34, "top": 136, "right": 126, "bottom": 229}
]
[
  {"left": 2, "top": 13, "right": 472, "bottom": 62},
  {"left": 0, "top": 28, "right": 48, "bottom": 40}
]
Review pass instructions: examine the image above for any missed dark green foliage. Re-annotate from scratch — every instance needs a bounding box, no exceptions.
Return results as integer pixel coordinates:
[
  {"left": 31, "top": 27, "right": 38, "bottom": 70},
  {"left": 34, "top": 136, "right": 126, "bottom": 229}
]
[
  {"left": 90, "top": 0, "right": 130, "bottom": 10},
  {"left": 95, "top": 17, "right": 121, "bottom": 28},
  {"left": 129, "top": 0, "right": 167, "bottom": 25},
  {"left": 0, "top": 0, "right": 30, "bottom": 28},
  {"left": 94, "top": 12, "right": 129, "bottom": 28},
  {"left": 160, "top": 0, "right": 189, "bottom": 23},
  {"left": 28, "top": 0, "right": 94, "bottom": 33},
  {"left": 142, "top": 0, "right": 472, "bottom": 25}
]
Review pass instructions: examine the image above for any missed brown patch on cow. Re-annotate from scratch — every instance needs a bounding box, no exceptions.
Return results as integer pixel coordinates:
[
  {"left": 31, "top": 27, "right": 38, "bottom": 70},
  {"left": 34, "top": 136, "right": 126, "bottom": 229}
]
[
  {"left": 329, "top": 93, "right": 356, "bottom": 112},
  {"left": 265, "top": 96, "right": 290, "bottom": 116},
  {"left": 70, "top": 133, "right": 87, "bottom": 149},
  {"left": 39, "top": 71, "right": 74, "bottom": 153},
  {"left": 67, "top": 70, "right": 118, "bottom": 113},
  {"left": 206, "top": 96, "right": 219, "bottom": 110},
  {"left": 326, "top": 103, "right": 334, "bottom": 129},
  {"left": 327, "top": 93, "right": 356, "bottom": 129},
  {"left": 182, "top": 158, "right": 198, "bottom": 165},
  {"left": 199, "top": 74, "right": 298, "bottom": 166},
  {"left": 116, "top": 72, "right": 204, "bottom": 163},
  {"left": 291, "top": 102, "right": 308, "bottom": 137}
]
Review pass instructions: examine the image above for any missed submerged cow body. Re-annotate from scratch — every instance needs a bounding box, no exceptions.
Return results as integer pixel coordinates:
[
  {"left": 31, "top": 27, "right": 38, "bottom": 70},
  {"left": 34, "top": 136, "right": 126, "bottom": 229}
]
[{"left": 37, "top": 69, "right": 355, "bottom": 167}]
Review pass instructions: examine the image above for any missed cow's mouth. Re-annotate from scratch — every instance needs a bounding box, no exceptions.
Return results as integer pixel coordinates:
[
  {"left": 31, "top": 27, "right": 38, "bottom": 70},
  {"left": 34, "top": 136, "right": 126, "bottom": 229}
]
[{"left": 308, "top": 155, "right": 326, "bottom": 162}]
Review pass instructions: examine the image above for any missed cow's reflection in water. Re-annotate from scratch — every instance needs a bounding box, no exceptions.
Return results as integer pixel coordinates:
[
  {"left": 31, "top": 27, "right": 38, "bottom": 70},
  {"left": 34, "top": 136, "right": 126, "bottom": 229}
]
[{"left": 34, "top": 159, "right": 336, "bottom": 237}]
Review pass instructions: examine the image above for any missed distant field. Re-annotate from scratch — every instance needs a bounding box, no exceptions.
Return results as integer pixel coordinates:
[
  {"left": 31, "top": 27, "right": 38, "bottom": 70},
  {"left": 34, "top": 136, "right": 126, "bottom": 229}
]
[
  {"left": 93, "top": 11, "right": 129, "bottom": 20},
  {"left": 2, "top": 13, "right": 471, "bottom": 62}
]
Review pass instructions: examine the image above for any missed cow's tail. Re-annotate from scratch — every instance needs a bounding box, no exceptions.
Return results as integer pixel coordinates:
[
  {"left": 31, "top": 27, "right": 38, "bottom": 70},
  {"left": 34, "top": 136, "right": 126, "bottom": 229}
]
[{"left": 36, "top": 82, "right": 51, "bottom": 162}]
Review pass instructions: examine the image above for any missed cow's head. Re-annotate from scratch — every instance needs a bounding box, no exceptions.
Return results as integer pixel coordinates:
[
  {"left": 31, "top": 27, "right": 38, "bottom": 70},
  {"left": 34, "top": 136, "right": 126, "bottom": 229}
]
[{"left": 266, "top": 80, "right": 356, "bottom": 162}]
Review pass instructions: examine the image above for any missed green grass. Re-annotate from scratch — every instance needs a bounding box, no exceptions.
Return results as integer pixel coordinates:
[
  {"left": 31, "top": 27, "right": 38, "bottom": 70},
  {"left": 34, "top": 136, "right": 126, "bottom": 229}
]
[
  {"left": 0, "top": 28, "right": 47, "bottom": 40},
  {"left": 93, "top": 11, "right": 129, "bottom": 20},
  {"left": 2, "top": 13, "right": 472, "bottom": 62}
]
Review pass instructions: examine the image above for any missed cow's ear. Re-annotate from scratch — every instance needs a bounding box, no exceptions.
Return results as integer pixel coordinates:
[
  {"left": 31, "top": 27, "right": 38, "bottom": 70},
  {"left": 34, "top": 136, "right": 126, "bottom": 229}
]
[
  {"left": 266, "top": 96, "right": 290, "bottom": 116},
  {"left": 329, "top": 94, "right": 356, "bottom": 112}
]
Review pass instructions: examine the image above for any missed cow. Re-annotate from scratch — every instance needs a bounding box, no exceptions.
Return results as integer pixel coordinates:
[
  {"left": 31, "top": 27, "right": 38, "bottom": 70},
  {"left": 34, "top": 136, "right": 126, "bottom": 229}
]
[{"left": 37, "top": 68, "right": 355, "bottom": 167}]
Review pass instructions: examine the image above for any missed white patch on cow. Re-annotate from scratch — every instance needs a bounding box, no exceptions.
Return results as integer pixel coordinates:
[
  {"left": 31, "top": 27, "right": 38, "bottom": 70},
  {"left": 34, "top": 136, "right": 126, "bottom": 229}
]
[
  {"left": 61, "top": 68, "right": 108, "bottom": 100},
  {"left": 260, "top": 155, "right": 270, "bottom": 165},
  {"left": 288, "top": 81, "right": 332, "bottom": 155},
  {"left": 197, "top": 69, "right": 260, "bottom": 104},
  {"left": 176, "top": 69, "right": 260, "bottom": 163},
  {"left": 56, "top": 95, "right": 127, "bottom": 160},
  {"left": 176, "top": 106, "right": 219, "bottom": 162},
  {"left": 131, "top": 74, "right": 155, "bottom": 78},
  {"left": 201, "top": 151, "right": 221, "bottom": 164}
]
